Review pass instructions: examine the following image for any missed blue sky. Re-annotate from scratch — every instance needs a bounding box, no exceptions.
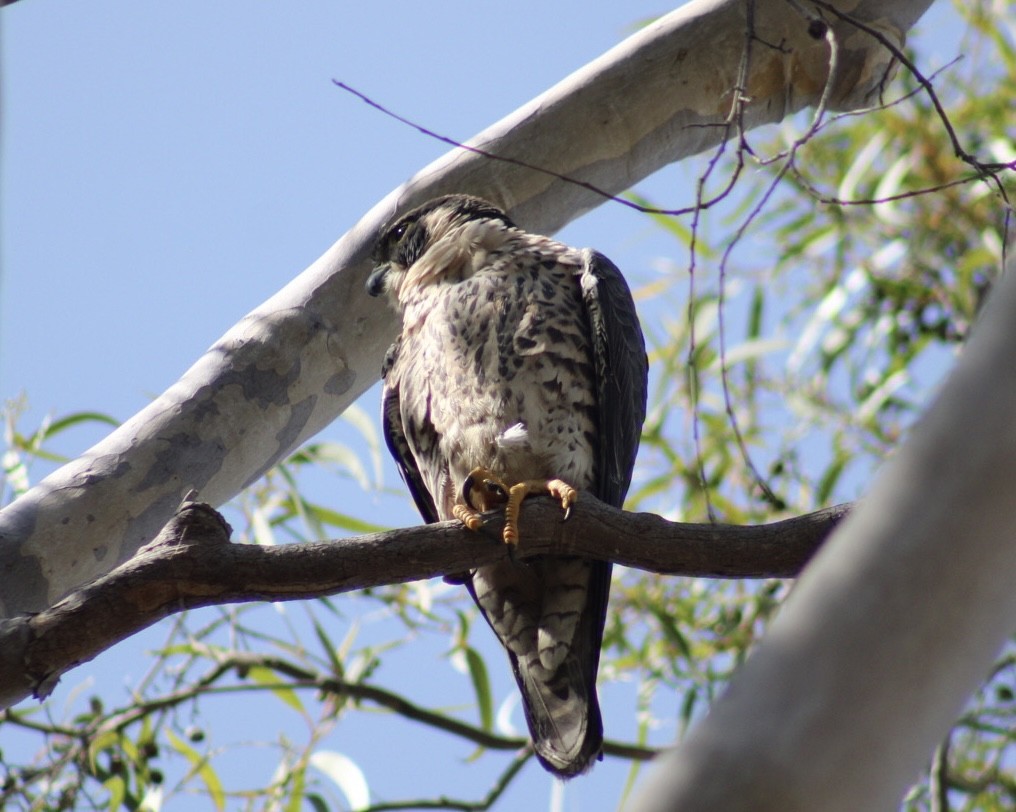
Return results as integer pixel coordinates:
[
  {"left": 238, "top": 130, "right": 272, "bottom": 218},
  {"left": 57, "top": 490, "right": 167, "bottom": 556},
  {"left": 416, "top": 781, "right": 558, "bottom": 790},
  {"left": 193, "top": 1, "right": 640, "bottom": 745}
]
[
  {"left": 1, "top": 1, "right": 676, "bottom": 444},
  {"left": 0, "top": 4, "right": 699, "bottom": 808},
  {"left": 1, "top": 1, "right": 967, "bottom": 809}
]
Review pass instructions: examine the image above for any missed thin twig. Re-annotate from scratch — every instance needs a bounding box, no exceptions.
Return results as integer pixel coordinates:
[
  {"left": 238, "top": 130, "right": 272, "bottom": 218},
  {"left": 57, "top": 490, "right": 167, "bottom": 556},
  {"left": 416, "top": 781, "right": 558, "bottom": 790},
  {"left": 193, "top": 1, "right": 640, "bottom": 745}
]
[
  {"left": 929, "top": 735, "right": 951, "bottom": 812},
  {"left": 333, "top": 81, "right": 741, "bottom": 220},
  {"left": 813, "top": 0, "right": 1013, "bottom": 208},
  {"left": 361, "top": 751, "right": 532, "bottom": 812}
]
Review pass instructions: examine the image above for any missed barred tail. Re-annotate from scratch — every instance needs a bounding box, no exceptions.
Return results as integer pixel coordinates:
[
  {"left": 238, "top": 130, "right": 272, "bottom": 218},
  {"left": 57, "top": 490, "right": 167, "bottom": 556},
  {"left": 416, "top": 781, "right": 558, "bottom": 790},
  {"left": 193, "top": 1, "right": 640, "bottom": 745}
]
[{"left": 469, "top": 557, "right": 611, "bottom": 778}]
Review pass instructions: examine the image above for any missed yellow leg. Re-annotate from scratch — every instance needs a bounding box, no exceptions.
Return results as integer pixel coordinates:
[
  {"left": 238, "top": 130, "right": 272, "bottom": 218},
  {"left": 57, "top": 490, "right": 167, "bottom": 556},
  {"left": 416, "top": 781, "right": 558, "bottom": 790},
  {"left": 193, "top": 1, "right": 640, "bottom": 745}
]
[
  {"left": 459, "top": 468, "right": 580, "bottom": 545},
  {"left": 502, "top": 479, "right": 579, "bottom": 546}
]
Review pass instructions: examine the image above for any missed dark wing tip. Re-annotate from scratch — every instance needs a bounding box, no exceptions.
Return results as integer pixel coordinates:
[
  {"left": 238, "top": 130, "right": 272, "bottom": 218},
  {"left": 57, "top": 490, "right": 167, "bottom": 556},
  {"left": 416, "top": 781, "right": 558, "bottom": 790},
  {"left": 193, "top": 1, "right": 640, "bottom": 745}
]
[
  {"left": 381, "top": 373, "right": 440, "bottom": 525},
  {"left": 581, "top": 249, "right": 649, "bottom": 509}
]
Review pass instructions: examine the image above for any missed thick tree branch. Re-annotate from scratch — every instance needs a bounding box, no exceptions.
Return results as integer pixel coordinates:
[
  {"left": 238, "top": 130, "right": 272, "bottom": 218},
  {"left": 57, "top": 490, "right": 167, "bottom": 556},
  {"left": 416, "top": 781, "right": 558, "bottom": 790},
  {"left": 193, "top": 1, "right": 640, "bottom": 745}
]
[
  {"left": 0, "top": 0, "right": 928, "bottom": 618},
  {"left": 0, "top": 498, "right": 846, "bottom": 709},
  {"left": 631, "top": 251, "right": 1016, "bottom": 811}
]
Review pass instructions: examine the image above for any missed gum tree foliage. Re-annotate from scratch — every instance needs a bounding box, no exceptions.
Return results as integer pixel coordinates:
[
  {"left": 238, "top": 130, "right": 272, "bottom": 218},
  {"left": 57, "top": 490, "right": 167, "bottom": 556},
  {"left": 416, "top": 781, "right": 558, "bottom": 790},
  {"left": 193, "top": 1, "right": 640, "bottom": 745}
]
[{"left": 2, "top": 1, "right": 1016, "bottom": 810}]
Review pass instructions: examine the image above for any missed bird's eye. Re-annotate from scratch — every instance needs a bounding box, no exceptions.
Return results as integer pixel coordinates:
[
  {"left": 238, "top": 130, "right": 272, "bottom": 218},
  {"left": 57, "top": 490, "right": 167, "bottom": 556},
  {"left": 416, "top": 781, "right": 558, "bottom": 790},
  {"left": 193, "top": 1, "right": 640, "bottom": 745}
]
[{"left": 393, "top": 221, "right": 428, "bottom": 268}]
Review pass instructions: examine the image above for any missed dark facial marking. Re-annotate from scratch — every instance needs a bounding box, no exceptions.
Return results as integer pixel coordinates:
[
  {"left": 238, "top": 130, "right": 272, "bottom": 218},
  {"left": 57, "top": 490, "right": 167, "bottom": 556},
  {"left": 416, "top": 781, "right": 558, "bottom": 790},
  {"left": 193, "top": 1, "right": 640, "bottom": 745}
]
[
  {"left": 373, "top": 214, "right": 430, "bottom": 270},
  {"left": 372, "top": 194, "right": 515, "bottom": 269}
]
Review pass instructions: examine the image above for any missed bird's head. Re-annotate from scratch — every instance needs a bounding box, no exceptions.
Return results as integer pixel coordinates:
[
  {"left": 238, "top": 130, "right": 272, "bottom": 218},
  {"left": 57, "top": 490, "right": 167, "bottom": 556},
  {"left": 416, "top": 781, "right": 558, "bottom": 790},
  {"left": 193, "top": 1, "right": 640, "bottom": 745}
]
[{"left": 367, "top": 195, "right": 515, "bottom": 306}]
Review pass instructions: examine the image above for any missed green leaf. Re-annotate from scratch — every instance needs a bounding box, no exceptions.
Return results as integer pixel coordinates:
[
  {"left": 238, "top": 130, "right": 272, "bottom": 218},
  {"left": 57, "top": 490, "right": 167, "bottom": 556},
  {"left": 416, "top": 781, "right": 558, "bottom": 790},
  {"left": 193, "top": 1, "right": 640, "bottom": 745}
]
[
  {"left": 88, "top": 730, "right": 120, "bottom": 773},
  {"left": 300, "top": 501, "right": 388, "bottom": 534},
  {"left": 650, "top": 607, "right": 692, "bottom": 660},
  {"left": 463, "top": 646, "right": 494, "bottom": 731},
  {"left": 340, "top": 402, "right": 385, "bottom": 485},
  {"left": 625, "top": 191, "right": 696, "bottom": 247},
  {"left": 679, "top": 684, "right": 700, "bottom": 731},
  {"left": 300, "top": 441, "right": 372, "bottom": 492},
  {"left": 282, "top": 761, "right": 306, "bottom": 812},
  {"left": 45, "top": 410, "right": 119, "bottom": 434},
  {"left": 250, "top": 503, "right": 278, "bottom": 546},
  {"left": 719, "top": 337, "right": 787, "bottom": 368},
  {"left": 246, "top": 665, "right": 305, "bottom": 713},
  {"left": 306, "top": 794, "right": 330, "bottom": 812},
  {"left": 747, "top": 284, "right": 765, "bottom": 340},
  {"left": 165, "top": 729, "right": 225, "bottom": 812},
  {"left": 312, "top": 618, "right": 344, "bottom": 678},
  {"left": 817, "top": 455, "right": 847, "bottom": 505},
  {"left": 103, "top": 774, "right": 127, "bottom": 811}
]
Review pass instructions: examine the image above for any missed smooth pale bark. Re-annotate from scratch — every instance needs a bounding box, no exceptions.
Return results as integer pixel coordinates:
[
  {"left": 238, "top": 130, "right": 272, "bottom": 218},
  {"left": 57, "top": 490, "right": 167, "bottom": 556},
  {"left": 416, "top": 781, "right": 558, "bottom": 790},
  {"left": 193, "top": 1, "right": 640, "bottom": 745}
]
[
  {"left": 0, "top": 0, "right": 931, "bottom": 617},
  {"left": 632, "top": 250, "right": 1016, "bottom": 810}
]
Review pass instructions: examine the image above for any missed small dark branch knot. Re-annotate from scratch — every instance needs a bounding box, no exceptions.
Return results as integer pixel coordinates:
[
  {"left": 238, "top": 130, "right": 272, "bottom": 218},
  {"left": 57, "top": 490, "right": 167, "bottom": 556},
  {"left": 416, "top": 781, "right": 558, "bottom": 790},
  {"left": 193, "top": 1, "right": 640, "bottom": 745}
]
[
  {"left": 144, "top": 501, "right": 232, "bottom": 552},
  {"left": 33, "top": 672, "right": 60, "bottom": 701},
  {"left": 752, "top": 34, "right": 792, "bottom": 55}
]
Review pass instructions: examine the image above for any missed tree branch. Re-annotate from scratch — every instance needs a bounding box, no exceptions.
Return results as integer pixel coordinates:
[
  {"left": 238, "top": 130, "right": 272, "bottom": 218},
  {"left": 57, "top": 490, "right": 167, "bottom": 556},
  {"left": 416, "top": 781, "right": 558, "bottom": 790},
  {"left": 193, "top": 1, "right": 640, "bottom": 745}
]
[
  {"left": 0, "top": 497, "right": 847, "bottom": 709},
  {"left": 176, "top": 652, "right": 657, "bottom": 762},
  {"left": 360, "top": 751, "right": 532, "bottom": 812},
  {"left": 629, "top": 250, "right": 1016, "bottom": 812},
  {"left": 0, "top": 0, "right": 923, "bottom": 619}
]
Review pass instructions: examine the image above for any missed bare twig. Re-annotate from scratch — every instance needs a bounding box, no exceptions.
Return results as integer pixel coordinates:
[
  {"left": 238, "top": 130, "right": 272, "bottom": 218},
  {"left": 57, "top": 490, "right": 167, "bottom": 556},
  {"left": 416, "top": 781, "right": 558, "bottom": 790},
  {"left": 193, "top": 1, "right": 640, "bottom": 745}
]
[
  {"left": 334, "top": 81, "right": 743, "bottom": 221},
  {"left": 361, "top": 751, "right": 532, "bottom": 812},
  {"left": 813, "top": 1, "right": 1014, "bottom": 208},
  {"left": 929, "top": 735, "right": 951, "bottom": 812},
  {"left": 1, "top": 648, "right": 655, "bottom": 812}
]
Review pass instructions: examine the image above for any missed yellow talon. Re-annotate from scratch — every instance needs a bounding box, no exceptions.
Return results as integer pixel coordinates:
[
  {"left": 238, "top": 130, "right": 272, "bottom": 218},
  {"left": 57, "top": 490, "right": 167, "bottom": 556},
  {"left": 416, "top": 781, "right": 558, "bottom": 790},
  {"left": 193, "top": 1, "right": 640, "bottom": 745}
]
[
  {"left": 459, "top": 468, "right": 580, "bottom": 546},
  {"left": 545, "top": 478, "right": 579, "bottom": 519},
  {"left": 502, "top": 479, "right": 580, "bottom": 546},
  {"left": 452, "top": 503, "right": 484, "bottom": 531}
]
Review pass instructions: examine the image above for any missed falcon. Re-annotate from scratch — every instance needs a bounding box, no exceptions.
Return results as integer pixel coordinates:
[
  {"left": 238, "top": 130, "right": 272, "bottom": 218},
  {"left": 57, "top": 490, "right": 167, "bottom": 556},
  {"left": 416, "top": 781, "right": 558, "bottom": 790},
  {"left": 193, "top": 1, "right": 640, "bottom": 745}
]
[{"left": 367, "top": 194, "right": 647, "bottom": 777}]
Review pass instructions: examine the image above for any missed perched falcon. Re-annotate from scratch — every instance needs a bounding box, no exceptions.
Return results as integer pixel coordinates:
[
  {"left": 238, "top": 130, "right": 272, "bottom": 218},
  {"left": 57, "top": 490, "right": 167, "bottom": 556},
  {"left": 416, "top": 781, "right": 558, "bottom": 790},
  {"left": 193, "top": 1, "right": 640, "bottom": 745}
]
[{"left": 367, "top": 194, "right": 647, "bottom": 777}]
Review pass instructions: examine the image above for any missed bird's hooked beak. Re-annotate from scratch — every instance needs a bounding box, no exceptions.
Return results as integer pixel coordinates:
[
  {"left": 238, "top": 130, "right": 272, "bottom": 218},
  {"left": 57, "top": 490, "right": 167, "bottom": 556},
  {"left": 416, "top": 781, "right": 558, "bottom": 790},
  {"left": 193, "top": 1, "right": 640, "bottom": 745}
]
[{"left": 366, "top": 264, "right": 389, "bottom": 297}]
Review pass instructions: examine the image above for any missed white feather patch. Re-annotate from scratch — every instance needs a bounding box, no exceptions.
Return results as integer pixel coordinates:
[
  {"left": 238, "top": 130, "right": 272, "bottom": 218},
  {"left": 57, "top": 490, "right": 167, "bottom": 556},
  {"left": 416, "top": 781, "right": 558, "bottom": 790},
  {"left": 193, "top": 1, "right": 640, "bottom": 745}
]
[{"left": 497, "top": 422, "right": 530, "bottom": 448}]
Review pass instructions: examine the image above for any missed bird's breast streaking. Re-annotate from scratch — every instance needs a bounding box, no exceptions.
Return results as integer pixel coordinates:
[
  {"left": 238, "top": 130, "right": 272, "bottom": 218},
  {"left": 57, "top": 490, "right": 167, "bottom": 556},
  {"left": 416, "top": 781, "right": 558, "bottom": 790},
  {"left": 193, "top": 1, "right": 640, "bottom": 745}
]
[{"left": 368, "top": 194, "right": 648, "bottom": 777}]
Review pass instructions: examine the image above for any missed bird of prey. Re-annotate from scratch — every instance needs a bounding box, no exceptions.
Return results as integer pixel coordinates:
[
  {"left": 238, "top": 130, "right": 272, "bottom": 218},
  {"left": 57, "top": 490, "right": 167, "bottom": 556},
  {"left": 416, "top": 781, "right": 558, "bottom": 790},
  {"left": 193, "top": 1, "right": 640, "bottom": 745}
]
[{"left": 367, "top": 194, "right": 647, "bottom": 777}]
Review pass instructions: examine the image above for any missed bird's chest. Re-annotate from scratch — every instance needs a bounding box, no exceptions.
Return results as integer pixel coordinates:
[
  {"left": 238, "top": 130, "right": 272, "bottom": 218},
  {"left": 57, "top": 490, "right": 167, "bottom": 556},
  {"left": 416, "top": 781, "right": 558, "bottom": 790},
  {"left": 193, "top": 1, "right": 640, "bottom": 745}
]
[{"left": 395, "top": 261, "right": 598, "bottom": 487}]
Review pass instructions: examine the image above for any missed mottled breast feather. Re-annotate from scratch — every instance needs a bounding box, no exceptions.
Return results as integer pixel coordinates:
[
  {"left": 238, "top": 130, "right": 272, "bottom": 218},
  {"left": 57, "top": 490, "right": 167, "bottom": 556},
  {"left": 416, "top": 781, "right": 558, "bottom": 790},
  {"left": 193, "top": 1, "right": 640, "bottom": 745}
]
[{"left": 371, "top": 195, "right": 648, "bottom": 778}]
